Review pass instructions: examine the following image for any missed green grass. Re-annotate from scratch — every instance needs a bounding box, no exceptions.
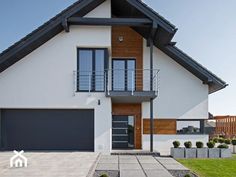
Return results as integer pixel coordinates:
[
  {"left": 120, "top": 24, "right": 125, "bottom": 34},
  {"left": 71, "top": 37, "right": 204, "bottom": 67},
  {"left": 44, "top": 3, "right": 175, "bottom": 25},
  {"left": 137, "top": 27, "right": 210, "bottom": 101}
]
[{"left": 177, "top": 155, "right": 236, "bottom": 177}]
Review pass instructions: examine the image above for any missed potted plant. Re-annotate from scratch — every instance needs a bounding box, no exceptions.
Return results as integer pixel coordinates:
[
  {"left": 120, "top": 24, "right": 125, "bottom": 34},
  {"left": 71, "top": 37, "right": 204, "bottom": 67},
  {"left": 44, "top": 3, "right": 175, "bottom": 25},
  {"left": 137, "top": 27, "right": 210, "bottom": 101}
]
[
  {"left": 171, "top": 141, "right": 185, "bottom": 158},
  {"left": 184, "top": 141, "right": 196, "bottom": 158},
  {"left": 224, "top": 139, "right": 231, "bottom": 145},
  {"left": 218, "top": 138, "right": 225, "bottom": 144},
  {"left": 232, "top": 139, "right": 236, "bottom": 154},
  {"left": 196, "top": 141, "right": 207, "bottom": 158},
  {"left": 218, "top": 144, "right": 232, "bottom": 158},
  {"left": 207, "top": 141, "right": 219, "bottom": 158},
  {"left": 212, "top": 137, "right": 218, "bottom": 143}
]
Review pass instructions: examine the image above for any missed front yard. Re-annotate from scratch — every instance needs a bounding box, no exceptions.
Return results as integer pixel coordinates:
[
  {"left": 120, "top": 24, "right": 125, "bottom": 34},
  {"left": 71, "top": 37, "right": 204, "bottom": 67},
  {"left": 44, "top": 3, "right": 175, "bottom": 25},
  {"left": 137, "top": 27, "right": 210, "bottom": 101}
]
[{"left": 178, "top": 155, "right": 236, "bottom": 177}]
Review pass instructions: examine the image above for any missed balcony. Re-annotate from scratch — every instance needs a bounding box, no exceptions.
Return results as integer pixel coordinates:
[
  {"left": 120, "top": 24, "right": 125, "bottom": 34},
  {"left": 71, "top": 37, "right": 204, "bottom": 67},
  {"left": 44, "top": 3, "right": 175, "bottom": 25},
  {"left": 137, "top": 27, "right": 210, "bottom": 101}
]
[{"left": 75, "top": 69, "right": 159, "bottom": 103}]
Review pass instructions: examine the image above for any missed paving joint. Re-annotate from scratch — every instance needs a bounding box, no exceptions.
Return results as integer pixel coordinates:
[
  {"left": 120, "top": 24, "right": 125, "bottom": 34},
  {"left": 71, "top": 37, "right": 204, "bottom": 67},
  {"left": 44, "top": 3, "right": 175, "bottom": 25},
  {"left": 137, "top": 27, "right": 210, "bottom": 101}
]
[{"left": 136, "top": 156, "right": 148, "bottom": 177}]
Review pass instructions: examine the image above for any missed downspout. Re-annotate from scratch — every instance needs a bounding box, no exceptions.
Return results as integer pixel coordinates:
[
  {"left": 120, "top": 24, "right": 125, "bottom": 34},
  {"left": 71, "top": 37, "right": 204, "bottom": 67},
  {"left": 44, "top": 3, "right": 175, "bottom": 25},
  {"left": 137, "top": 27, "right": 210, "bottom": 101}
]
[{"left": 150, "top": 39, "right": 154, "bottom": 152}]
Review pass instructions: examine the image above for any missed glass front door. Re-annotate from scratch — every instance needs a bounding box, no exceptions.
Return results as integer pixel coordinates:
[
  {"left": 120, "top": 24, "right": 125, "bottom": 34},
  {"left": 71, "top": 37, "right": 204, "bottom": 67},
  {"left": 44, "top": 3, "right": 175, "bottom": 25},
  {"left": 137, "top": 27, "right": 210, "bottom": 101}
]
[
  {"left": 112, "top": 59, "right": 136, "bottom": 91},
  {"left": 112, "top": 115, "right": 135, "bottom": 149}
]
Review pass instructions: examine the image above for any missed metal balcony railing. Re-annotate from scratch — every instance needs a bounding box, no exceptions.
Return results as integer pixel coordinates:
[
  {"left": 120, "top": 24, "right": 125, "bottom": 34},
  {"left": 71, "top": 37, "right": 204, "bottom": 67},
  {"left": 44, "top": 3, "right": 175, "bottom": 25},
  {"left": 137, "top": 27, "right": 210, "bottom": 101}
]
[{"left": 74, "top": 69, "right": 159, "bottom": 95}]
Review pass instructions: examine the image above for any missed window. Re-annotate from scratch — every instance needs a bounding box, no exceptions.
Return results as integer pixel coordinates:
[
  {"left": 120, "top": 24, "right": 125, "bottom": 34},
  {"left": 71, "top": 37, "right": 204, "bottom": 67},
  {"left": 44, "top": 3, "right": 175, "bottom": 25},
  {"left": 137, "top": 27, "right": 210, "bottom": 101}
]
[
  {"left": 77, "top": 48, "right": 108, "bottom": 91},
  {"left": 177, "top": 120, "right": 204, "bottom": 134},
  {"left": 112, "top": 59, "right": 136, "bottom": 91}
]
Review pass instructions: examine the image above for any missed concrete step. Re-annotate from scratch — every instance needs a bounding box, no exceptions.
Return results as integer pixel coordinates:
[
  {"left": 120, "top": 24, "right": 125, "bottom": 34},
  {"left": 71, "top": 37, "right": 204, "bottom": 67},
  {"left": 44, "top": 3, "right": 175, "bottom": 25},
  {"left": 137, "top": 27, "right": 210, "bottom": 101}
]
[{"left": 111, "top": 150, "right": 160, "bottom": 156}]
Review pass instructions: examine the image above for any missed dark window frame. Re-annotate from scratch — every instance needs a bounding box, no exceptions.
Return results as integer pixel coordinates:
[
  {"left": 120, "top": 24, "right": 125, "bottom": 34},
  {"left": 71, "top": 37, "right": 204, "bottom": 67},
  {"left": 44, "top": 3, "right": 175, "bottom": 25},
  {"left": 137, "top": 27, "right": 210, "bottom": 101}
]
[
  {"left": 112, "top": 58, "right": 136, "bottom": 91},
  {"left": 77, "top": 48, "right": 108, "bottom": 92},
  {"left": 176, "top": 119, "right": 205, "bottom": 135}
]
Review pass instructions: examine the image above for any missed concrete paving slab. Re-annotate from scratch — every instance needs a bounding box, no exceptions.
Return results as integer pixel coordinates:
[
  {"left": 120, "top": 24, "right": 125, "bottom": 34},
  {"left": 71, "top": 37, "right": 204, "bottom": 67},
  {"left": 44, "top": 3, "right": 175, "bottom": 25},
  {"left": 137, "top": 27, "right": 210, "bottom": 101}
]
[
  {"left": 138, "top": 159, "right": 157, "bottom": 163},
  {"left": 120, "top": 163, "right": 142, "bottom": 170},
  {"left": 0, "top": 152, "right": 98, "bottom": 177},
  {"left": 145, "top": 169, "right": 173, "bottom": 177},
  {"left": 141, "top": 163, "right": 165, "bottom": 170},
  {"left": 119, "top": 158, "right": 138, "bottom": 164},
  {"left": 120, "top": 170, "right": 146, "bottom": 177},
  {"left": 99, "top": 159, "right": 118, "bottom": 164},
  {"left": 96, "top": 163, "right": 119, "bottom": 171},
  {"left": 119, "top": 155, "right": 137, "bottom": 160}
]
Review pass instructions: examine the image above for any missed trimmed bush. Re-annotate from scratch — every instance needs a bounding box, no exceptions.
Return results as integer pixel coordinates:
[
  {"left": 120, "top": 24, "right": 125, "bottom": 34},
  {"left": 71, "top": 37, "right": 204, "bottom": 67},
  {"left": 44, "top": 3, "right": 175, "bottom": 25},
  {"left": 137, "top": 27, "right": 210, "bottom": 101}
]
[
  {"left": 184, "top": 141, "right": 192, "bottom": 148},
  {"left": 207, "top": 141, "right": 215, "bottom": 148},
  {"left": 232, "top": 139, "right": 236, "bottom": 145},
  {"left": 224, "top": 139, "right": 231, "bottom": 145},
  {"left": 100, "top": 174, "right": 109, "bottom": 177},
  {"left": 196, "top": 141, "right": 204, "bottom": 148},
  {"left": 218, "top": 138, "right": 225, "bottom": 144},
  {"left": 212, "top": 137, "right": 218, "bottom": 143},
  {"left": 173, "top": 141, "right": 180, "bottom": 148},
  {"left": 184, "top": 174, "right": 191, "bottom": 177},
  {"left": 217, "top": 144, "right": 229, "bottom": 149}
]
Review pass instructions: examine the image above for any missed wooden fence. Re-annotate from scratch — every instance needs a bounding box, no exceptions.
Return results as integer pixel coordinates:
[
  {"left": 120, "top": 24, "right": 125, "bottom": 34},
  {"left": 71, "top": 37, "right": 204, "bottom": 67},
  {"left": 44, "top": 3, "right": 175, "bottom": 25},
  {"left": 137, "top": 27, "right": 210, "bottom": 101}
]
[{"left": 214, "top": 116, "right": 236, "bottom": 138}]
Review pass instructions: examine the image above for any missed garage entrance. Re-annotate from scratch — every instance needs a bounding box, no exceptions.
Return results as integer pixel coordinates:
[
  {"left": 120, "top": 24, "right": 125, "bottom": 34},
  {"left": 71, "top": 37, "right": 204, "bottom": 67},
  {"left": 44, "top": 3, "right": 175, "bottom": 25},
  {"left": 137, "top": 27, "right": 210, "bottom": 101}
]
[{"left": 0, "top": 109, "right": 94, "bottom": 151}]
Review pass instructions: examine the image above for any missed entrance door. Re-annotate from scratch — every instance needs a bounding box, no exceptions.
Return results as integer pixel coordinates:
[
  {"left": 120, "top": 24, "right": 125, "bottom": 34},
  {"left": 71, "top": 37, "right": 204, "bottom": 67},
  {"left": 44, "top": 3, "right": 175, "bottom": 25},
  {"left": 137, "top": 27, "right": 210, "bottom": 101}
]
[{"left": 112, "top": 115, "right": 135, "bottom": 149}]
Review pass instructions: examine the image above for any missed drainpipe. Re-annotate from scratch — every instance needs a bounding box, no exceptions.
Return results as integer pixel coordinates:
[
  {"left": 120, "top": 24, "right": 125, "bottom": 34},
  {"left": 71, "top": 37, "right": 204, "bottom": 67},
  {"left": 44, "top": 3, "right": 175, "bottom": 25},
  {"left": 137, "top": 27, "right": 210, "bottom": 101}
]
[
  {"left": 0, "top": 109, "right": 2, "bottom": 150},
  {"left": 150, "top": 39, "right": 154, "bottom": 152}
]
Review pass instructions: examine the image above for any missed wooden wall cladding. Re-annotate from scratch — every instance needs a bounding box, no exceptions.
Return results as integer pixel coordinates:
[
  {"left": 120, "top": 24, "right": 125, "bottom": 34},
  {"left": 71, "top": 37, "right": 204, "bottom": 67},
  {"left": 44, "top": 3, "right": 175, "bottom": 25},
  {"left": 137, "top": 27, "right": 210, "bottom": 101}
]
[
  {"left": 112, "top": 103, "right": 142, "bottom": 149},
  {"left": 112, "top": 26, "right": 143, "bottom": 91},
  {"left": 143, "top": 119, "right": 177, "bottom": 134}
]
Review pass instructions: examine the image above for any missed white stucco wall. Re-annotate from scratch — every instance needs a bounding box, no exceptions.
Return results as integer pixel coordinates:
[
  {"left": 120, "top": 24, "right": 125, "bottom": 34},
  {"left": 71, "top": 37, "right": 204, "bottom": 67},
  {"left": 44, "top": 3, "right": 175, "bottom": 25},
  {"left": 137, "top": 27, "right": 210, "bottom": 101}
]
[
  {"left": 0, "top": 1, "right": 112, "bottom": 152},
  {"left": 142, "top": 41, "right": 209, "bottom": 119},
  {"left": 143, "top": 134, "right": 209, "bottom": 155}
]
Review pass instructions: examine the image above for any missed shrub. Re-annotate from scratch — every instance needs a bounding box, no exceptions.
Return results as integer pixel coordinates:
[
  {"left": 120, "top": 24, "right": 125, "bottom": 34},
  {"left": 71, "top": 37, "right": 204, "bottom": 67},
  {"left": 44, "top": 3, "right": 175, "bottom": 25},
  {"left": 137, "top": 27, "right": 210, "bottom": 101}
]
[
  {"left": 218, "top": 138, "right": 225, "bottom": 144},
  {"left": 196, "top": 141, "right": 204, "bottom": 148},
  {"left": 207, "top": 141, "right": 215, "bottom": 148},
  {"left": 100, "top": 174, "right": 109, "bottom": 177},
  {"left": 173, "top": 141, "right": 180, "bottom": 148},
  {"left": 232, "top": 139, "right": 236, "bottom": 145},
  {"left": 224, "top": 139, "right": 231, "bottom": 145},
  {"left": 184, "top": 174, "right": 191, "bottom": 177},
  {"left": 217, "top": 144, "right": 229, "bottom": 149},
  {"left": 212, "top": 137, "right": 218, "bottom": 143},
  {"left": 184, "top": 141, "right": 192, "bottom": 148}
]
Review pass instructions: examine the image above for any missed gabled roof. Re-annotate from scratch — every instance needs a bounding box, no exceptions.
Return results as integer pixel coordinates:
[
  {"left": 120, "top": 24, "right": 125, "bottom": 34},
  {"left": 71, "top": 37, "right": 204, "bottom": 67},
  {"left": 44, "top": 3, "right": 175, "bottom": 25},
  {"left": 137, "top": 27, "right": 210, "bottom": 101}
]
[{"left": 0, "top": 0, "right": 227, "bottom": 94}]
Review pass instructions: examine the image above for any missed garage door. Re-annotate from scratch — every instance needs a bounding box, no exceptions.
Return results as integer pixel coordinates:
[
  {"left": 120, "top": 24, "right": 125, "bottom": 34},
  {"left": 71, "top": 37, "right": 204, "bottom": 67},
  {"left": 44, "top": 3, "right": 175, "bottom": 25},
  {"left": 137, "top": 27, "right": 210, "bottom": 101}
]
[{"left": 0, "top": 109, "right": 94, "bottom": 151}]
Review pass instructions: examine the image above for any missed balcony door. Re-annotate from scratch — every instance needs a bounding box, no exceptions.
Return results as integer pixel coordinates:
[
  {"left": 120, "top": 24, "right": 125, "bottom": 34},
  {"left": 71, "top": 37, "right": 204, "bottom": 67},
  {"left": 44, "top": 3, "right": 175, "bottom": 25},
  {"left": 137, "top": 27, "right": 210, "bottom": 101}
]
[{"left": 112, "top": 59, "right": 136, "bottom": 91}]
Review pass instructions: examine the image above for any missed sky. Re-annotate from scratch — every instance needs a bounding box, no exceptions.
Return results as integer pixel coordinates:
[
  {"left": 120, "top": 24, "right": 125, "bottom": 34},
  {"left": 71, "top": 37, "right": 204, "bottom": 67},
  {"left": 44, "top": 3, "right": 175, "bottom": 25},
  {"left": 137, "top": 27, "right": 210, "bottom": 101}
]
[{"left": 0, "top": 0, "right": 235, "bottom": 115}]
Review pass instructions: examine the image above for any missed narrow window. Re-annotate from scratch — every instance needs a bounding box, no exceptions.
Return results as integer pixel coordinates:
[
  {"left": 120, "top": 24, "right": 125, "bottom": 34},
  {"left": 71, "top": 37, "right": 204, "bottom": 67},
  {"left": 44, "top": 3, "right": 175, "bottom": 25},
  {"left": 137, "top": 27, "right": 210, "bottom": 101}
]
[{"left": 77, "top": 48, "right": 107, "bottom": 92}]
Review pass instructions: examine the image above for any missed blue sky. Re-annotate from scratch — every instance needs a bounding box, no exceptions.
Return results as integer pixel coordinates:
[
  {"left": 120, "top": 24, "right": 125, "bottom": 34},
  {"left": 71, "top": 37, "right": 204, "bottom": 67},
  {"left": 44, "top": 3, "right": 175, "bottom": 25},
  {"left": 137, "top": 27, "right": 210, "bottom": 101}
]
[{"left": 0, "top": 0, "right": 235, "bottom": 115}]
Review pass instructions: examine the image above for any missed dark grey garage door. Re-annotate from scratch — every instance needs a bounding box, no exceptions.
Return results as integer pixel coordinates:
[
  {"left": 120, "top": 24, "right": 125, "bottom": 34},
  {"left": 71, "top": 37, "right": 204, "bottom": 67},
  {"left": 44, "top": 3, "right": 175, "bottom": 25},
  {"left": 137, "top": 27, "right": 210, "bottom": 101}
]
[{"left": 0, "top": 109, "right": 94, "bottom": 151}]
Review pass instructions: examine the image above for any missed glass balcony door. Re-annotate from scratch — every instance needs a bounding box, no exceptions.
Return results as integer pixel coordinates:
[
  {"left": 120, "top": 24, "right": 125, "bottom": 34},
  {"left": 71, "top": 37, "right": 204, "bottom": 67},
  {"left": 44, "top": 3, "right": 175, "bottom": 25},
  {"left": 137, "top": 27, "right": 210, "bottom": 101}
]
[{"left": 112, "top": 59, "right": 135, "bottom": 91}]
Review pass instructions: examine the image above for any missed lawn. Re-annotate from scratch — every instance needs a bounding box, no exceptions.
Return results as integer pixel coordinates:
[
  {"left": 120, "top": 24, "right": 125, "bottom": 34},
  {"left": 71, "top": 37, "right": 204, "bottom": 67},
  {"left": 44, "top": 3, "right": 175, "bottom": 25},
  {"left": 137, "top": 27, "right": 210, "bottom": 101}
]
[{"left": 177, "top": 155, "right": 236, "bottom": 177}]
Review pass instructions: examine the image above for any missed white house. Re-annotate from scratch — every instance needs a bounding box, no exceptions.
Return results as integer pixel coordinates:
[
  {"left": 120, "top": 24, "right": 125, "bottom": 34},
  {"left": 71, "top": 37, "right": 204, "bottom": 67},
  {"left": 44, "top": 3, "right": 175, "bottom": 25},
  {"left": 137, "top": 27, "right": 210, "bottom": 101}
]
[{"left": 0, "top": 0, "right": 227, "bottom": 155}]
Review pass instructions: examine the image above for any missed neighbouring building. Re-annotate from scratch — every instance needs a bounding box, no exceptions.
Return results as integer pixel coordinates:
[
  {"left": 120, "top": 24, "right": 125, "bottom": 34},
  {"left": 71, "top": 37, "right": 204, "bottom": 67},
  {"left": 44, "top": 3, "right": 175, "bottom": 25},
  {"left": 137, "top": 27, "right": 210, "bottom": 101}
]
[{"left": 0, "top": 0, "right": 227, "bottom": 155}]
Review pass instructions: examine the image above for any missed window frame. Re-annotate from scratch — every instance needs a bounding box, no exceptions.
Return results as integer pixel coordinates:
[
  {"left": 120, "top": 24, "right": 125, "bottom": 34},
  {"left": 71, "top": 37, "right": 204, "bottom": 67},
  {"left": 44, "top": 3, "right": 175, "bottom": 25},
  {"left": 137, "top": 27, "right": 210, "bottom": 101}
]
[
  {"left": 112, "top": 58, "right": 136, "bottom": 91},
  {"left": 176, "top": 119, "right": 205, "bottom": 135},
  {"left": 77, "top": 48, "right": 108, "bottom": 92}
]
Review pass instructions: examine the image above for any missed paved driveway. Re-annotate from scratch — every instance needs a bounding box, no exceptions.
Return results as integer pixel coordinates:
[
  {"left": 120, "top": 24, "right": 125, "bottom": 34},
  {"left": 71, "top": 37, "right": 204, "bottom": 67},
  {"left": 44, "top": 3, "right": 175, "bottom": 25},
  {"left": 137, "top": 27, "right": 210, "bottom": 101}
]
[{"left": 0, "top": 152, "right": 99, "bottom": 177}]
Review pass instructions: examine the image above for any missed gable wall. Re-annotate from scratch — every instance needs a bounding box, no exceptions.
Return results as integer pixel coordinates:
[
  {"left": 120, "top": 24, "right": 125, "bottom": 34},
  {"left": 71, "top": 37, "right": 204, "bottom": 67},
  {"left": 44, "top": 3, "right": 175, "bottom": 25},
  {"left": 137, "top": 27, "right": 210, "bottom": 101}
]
[
  {"left": 0, "top": 0, "right": 112, "bottom": 152},
  {"left": 142, "top": 41, "right": 208, "bottom": 119}
]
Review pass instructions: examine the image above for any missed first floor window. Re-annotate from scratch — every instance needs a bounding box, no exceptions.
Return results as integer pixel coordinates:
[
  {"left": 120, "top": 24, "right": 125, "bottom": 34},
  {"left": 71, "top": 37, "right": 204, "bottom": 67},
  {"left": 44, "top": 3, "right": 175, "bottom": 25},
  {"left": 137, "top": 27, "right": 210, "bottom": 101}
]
[
  {"left": 77, "top": 48, "right": 108, "bottom": 91},
  {"left": 177, "top": 120, "right": 204, "bottom": 134}
]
